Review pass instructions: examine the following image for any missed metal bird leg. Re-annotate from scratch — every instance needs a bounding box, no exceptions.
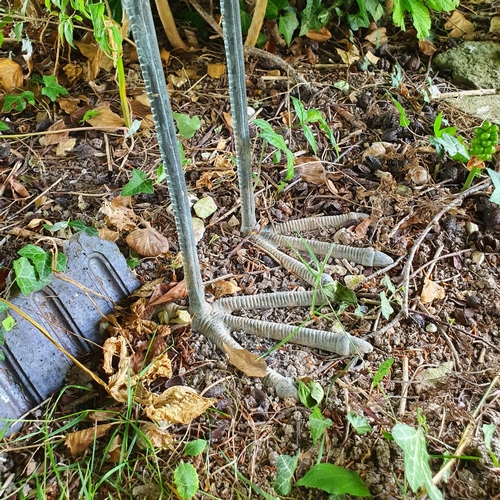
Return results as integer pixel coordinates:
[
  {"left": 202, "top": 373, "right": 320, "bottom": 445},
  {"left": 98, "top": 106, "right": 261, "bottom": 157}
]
[{"left": 124, "top": 0, "right": 392, "bottom": 398}]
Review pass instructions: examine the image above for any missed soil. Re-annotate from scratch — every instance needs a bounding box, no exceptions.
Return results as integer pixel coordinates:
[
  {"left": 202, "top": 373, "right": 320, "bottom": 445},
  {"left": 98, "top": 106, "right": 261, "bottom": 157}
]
[{"left": 1, "top": 4, "right": 500, "bottom": 500}]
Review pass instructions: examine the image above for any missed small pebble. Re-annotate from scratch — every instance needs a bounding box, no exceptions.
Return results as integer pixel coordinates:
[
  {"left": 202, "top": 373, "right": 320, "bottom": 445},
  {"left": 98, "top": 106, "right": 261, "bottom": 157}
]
[
  {"left": 472, "top": 251, "right": 485, "bottom": 265},
  {"left": 425, "top": 323, "right": 437, "bottom": 333},
  {"left": 466, "top": 221, "right": 479, "bottom": 235}
]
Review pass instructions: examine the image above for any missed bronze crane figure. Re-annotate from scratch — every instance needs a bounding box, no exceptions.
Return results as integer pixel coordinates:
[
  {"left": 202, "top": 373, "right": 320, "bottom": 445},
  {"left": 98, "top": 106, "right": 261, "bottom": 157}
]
[{"left": 123, "top": 0, "right": 392, "bottom": 398}]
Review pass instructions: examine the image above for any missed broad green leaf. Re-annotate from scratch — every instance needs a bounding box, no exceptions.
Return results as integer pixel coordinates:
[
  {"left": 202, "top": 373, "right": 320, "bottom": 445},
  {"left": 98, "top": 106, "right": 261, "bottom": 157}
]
[
  {"left": 184, "top": 439, "right": 207, "bottom": 457},
  {"left": 383, "top": 274, "right": 396, "bottom": 295},
  {"left": 172, "top": 112, "right": 201, "bottom": 139},
  {"left": 2, "top": 315, "right": 15, "bottom": 332},
  {"left": 121, "top": 169, "right": 154, "bottom": 196},
  {"left": 3, "top": 92, "right": 35, "bottom": 112},
  {"left": 425, "top": 0, "right": 459, "bottom": 11},
  {"left": 429, "top": 133, "right": 469, "bottom": 160},
  {"left": 174, "top": 461, "right": 199, "bottom": 499},
  {"left": 0, "top": 302, "right": 8, "bottom": 314},
  {"left": 487, "top": 169, "right": 500, "bottom": 205},
  {"left": 347, "top": 411, "right": 372, "bottom": 434},
  {"left": 322, "top": 281, "right": 358, "bottom": 306},
  {"left": 348, "top": 0, "right": 369, "bottom": 30},
  {"left": 295, "top": 463, "right": 370, "bottom": 496},
  {"left": 297, "top": 379, "right": 324, "bottom": 408},
  {"left": 68, "top": 220, "right": 98, "bottom": 236},
  {"left": 393, "top": 0, "right": 431, "bottom": 39},
  {"left": 310, "top": 406, "right": 333, "bottom": 444},
  {"left": 301, "top": 124, "right": 317, "bottom": 155},
  {"left": 291, "top": 96, "right": 307, "bottom": 124},
  {"left": 392, "top": 424, "right": 443, "bottom": 500},
  {"left": 266, "top": 0, "right": 288, "bottom": 20},
  {"left": 305, "top": 108, "right": 322, "bottom": 123},
  {"left": 299, "top": 0, "right": 330, "bottom": 35},
  {"left": 240, "top": 8, "right": 252, "bottom": 34},
  {"left": 380, "top": 291, "right": 394, "bottom": 320},
  {"left": 278, "top": 8, "right": 298, "bottom": 46},
  {"left": 0, "top": 121, "right": 9, "bottom": 131},
  {"left": 156, "top": 164, "right": 167, "bottom": 183},
  {"left": 14, "top": 257, "right": 43, "bottom": 295},
  {"left": 372, "top": 358, "right": 394, "bottom": 389},
  {"left": 274, "top": 452, "right": 299, "bottom": 496},
  {"left": 42, "top": 75, "right": 69, "bottom": 102}
]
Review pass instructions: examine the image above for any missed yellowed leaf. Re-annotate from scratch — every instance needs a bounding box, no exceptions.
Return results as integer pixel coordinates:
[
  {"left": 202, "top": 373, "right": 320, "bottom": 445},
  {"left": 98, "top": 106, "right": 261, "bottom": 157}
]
[
  {"left": 145, "top": 386, "right": 216, "bottom": 424},
  {"left": 58, "top": 97, "right": 81, "bottom": 114},
  {"left": 103, "top": 336, "right": 128, "bottom": 374},
  {"left": 223, "top": 343, "right": 267, "bottom": 377},
  {"left": 8, "top": 178, "right": 29, "bottom": 198},
  {"left": 87, "top": 106, "right": 125, "bottom": 131},
  {"left": 167, "top": 74, "right": 187, "bottom": 87},
  {"left": 336, "top": 44, "right": 360, "bottom": 65},
  {"left": 444, "top": 11, "right": 474, "bottom": 38},
  {"left": 294, "top": 156, "right": 326, "bottom": 185},
  {"left": 56, "top": 137, "right": 76, "bottom": 156},
  {"left": 223, "top": 111, "right": 233, "bottom": 132},
  {"left": 207, "top": 63, "right": 226, "bottom": 79},
  {"left": 141, "top": 351, "right": 173, "bottom": 384},
  {"left": 490, "top": 16, "right": 500, "bottom": 32},
  {"left": 365, "top": 51, "right": 380, "bottom": 66},
  {"left": 126, "top": 225, "right": 170, "bottom": 257},
  {"left": 364, "top": 27, "right": 388, "bottom": 45},
  {"left": 305, "top": 27, "right": 331, "bottom": 42},
  {"left": 64, "top": 424, "right": 112, "bottom": 457},
  {"left": 0, "top": 58, "right": 23, "bottom": 92},
  {"left": 62, "top": 62, "right": 83, "bottom": 86},
  {"left": 209, "top": 279, "right": 241, "bottom": 298},
  {"left": 160, "top": 48, "right": 171, "bottom": 64},
  {"left": 107, "top": 435, "right": 122, "bottom": 462},
  {"left": 139, "top": 422, "right": 174, "bottom": 449},
  {"left": 420, "top": 278, "right": 446, "bottom": 304}
]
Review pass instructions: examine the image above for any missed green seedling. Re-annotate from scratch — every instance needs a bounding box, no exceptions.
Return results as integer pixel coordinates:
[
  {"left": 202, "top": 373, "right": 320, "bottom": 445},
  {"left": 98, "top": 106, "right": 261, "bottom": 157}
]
[
  {"left": 379, "top": 275, "right": 403, "bottom": 320},
  {"left": 40, "top": 74, "right": 69, "bottom": 101},
  {"left": 429, "top": 112, "right": 469, "bottom": 162},
  {"left": 482, "top": 424, "right": 500, "bottom": 467},
  {"left": 389, "top": 94, "right": 410, "bottom": 128},
  {"left": 347, "top": 411, "right": 373, "bottom": 435},
  {"left": 43, "top": 219, "right": 98, "bottom": 236},
  {"left": 372, "top": 357, "right": 394, "bottom": 389}
]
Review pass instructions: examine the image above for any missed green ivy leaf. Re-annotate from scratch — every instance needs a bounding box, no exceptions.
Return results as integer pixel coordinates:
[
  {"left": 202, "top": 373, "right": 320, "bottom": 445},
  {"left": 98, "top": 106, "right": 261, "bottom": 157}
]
[
  {"left": 68, "top": 220, "right": 99, "bottom": 236},
  {"left": 322, "top": 281, "right": 358, "bottom": 306},
  {"left": 172, "top": 112, "right": 201, "bottom": 139},
  {"left": 3, "top": 91, "right": 35, "bottom": 112},
  {"left": 274, "top": 452, "right": 300, "bottom": 495},
  {"left": 372, "top": 358, "right": 394, "bottom": 389},
  {"left": 121, "top": 169, "right": 154, "bottom": 196},
  {"left": 0, "top": 121, "right": 9, "bottom": 131},
  {"left": 0, "top": 302, "right": 8, "bottom": 314},
  {"left": 174, "top": 461, "right": 199, "bottom": 499},
  {"left": 2, "top": 315, "right": 16, "bottom": 332},
  {"left": 347, "top": 411, "right": 373, "bottom": 434},
  {"left": 393, "top": 0, "right": 431, "bottom": 39},
  {"left": 278, "top": 8, "right": 298, "bottom": 45},
  {"left": 266, "top": 0, "right": 288, "bottom": 19},
  {"left": 392, "top": 424, "right": 444, "bottom": 500},
  {"left": 310, "top": 406, "right": 333, "bottom": 444},
  {"left": 42, "top": 75, "right": 69, "bottom": 102},
  {"left": 297, "top": 379, "right": 324, "bottom": 408},
  {"left": 295, "top": 463, "right": 370, "bottom": 496},
  {"left": 184, "top": 439, "right": 207, "bottom": 457},
  {"left": 14, "top": 257, "right": 42, "bottom": 295}
]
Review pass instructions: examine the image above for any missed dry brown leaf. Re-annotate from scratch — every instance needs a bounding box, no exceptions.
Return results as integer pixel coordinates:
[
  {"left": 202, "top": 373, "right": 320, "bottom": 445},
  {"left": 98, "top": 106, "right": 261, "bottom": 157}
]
[
  {"left": 444, "top": 11, "right": 474, "bottom": 38},
  {"left": 420, "top": 278, "right": 446, "bottom": 304},
  {"left": 167, "top": 74, "right": 187, "bottom": 88},
  {"left": 107, "top": 434, "right": 122, "bottom": 462},
  {"left": 145, "top": 386, "right": 216, "bottom": 424},
  {"left": 148, "top": 280, "right": 187, "bottom": 306},
  {"left": 64, "top": 424, "right": 112, "bottom": 457},
  {"left": 418, "top": 40, "right": 436, "bottom": 56},
  {"left": 354, "top": 216, "right": 372, "bottom": 239},
  {"left": 294, "top": 156, "right": 326, "bottom": 185},
  {"left": 223, "top": 111, "right": 233, "bottom": 132},
  {"left": 8, "top": 178, "right": 29, "bottom": 198},
  {"left": 364, "top": 27, "right": 388, "bottom": 45},
  {"left": 25, "top": 218, "right": 49, "bottom": 229},
  {"left": 139, "top": 422, "right": 174, "bottom": 449},
  {"left": 365, "top": 51, "right": 380, "bottom": 66},
  {"left": 207, "top": 63, "right": 226, "bottom": 79},
  {"left": 140, "top": 351, "right": 173, "bottom": 383},
  {"left": 209, "top": 279, "right": 241, "bottom": 298},
  {"left": 98, "top": 227, "right": 120, "bottom": 242},
  {"left": 56, "top": 137, "right": 76, "bottom": 156},
  {"left": 490, "top": 16, "right": 500, "bottom": 32},
  {"left": 336, "top": 43, "right": 360, "bottom": 65},
  {"left": 305, "top": 27, "right": 331, "bottom": 42},
  {"left": 176, "top": 66, "right": 199, "bottom": 79},
  {"left": 126, "top": 226, "right": 170, "bottom": 257},
  {"left": 62, "top": 63, "right": 83, "bottom": 86},
  {"left": 131, "top": 335, "right": 170, "bottom": 373},
  {"left": 58, "top": 97, "right": 81, "bottom": 114},
  {"left": 0, "top": 58, "right": 23, "bottom": 92},
  {"left": 223, "top": 343, "right": 267, "bottom": 377},
  {"left": 100, "top": 200, "right": 137, "bottom": 231},
  {"left": 87, "top": 106, "right": 125, "bottom": 131},
  {"left": 103, "top": 336, "right": 128, "bottom": 374},
  {"left": 39, "top": 120, "right": 70, "bottom": 147}
]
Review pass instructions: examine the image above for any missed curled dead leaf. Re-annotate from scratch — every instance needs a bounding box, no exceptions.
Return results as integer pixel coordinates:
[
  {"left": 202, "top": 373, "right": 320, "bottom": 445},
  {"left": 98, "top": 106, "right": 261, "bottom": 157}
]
[
  {"left": 444, "top": 10, "right": 474, "bottom": 38},
  {"left": 209, "top": 279, "right": 241, "bottom": 299},
  {"left": 144, "top": 386, "right": 216, "bottom": 424},
  {"left": 139, "top": 422, "right": 173, "bottom": 449},
  {"left": 98, "top": 227, "right": 120, "bottom": 242},
  {"left": 64, "top": 424, "right": 112, "bottom": 457},
  {"left": 223, "top": 343, "right": 267, "bottom": 377},
  {"left": 148, "top": 280, "right": 187, "bottom": 306},
  {"left": 100, "top": 200, "right": 137, "bottom": 231},
  {"left": 294, "top": 156, "right": 326, "bottom": 185},
  {"left": 39, "top": 120, "right": 70, "bottom": 147},
  {"left": 0, "top": 58, "right": 23, "bottom": 92},
  {"left": 305, "top": 27, "right": 331, "bottom": 42},
  {"left": 420, "top": 278, "right": 446, "bottom": 304},
  {"left": 126, "top": 225, "right": 170, "bottom": 257}
]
